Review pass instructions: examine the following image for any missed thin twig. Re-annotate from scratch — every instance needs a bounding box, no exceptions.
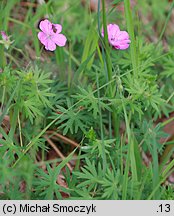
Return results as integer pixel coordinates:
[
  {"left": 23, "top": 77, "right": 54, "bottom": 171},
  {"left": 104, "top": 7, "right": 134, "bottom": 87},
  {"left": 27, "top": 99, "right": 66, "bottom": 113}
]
[
  {"left": 46, "top": 130, "right": 79, "bottom": 148},
  {"left": 44, "top": 135, "right": 73, "bottom": 172},
  {"left": 20, "top": 2, "right": 38, "bottom": 7}
]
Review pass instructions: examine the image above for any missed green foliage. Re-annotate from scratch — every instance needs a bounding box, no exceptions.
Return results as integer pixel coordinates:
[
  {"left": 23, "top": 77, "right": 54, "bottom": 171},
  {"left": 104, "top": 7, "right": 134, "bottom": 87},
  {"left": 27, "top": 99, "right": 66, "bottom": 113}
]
[
  {"left": 161, "top": 54, "right": 174, "bottom": 80},
  {"left": 0, "top": 0, "right": 174, "bottom": 201},
  {"left": 136, "top": 120, "right": 168, "bottom": 153},
  {"left": 33, "top": 164, "right": 69, "bottom": 199},
  {"left": 84, "top": 128, "right": 114, "bottom": 158},
  {"left": 73, "top": 86, "right": 111, "bottom": 119},
  {"left": 51, "top": 98, "right": 94, "bottom": 135},
  {"left": 124, "top": 74, "right": 164, "bottom": 114},
  {"left": 0, "top": 66, "right": 54, "bottom": 124}
]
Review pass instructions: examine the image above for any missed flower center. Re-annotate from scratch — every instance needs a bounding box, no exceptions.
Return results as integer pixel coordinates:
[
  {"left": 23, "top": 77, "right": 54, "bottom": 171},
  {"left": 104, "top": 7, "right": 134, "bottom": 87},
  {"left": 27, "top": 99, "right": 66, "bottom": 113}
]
[
  {"left": 111, "top": 35, "right": 117, "bottom": 42},
  {"left": 46, "top": 34, "right": 52, "bottom": 40},
  {"left": 52, "top": 25, "right": 57, "bottom": 33}
]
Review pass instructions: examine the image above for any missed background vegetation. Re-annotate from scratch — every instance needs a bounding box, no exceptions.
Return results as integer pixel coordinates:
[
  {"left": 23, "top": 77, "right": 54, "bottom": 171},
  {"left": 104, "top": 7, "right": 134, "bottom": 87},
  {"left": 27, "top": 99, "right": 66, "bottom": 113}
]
[{"left": 0, "top": 0, "right": 174, "bottom": 199}]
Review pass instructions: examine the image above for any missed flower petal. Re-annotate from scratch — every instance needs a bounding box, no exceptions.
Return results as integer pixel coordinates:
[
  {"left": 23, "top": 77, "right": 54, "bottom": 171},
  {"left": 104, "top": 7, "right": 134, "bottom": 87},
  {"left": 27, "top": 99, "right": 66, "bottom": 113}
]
[
  {"left": 114, "top": 43, "right": 130, "bottom": 50},
  {"left": 108, "top": 24, "right": 120, "bottom": 42},
  {"left": 117, "top": 31, "right": 130, "bottom": 41},
  {"left": 45, "top": 39, "right": 56, "bottom": 51},
  {"left": 108, "top": 24, "right": 120, "bottom": 36},
  {"left": 38, "top": 32, "right": 47, "bottom": 45},
  {"left": 52, "top": 33, "right": 67, "bottom": 47},
  {"left": 53, "top": 24, "right": 62, "bottom": 34},
  {"left": 118, "top": 39, "right": 131, "bottom": 45},
  {"left": 39, "top": 19, "right": 53, "bottom": 34},
  {"left": 102, "top": 24, "right": 120, "bottom": 38}
]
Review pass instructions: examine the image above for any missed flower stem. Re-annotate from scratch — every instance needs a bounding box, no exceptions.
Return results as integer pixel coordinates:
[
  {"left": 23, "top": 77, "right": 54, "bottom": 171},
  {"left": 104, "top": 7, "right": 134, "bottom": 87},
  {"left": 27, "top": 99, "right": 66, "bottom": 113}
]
[
  {"left": 0, "top": 4, "right": 6, "bottom": 69},
  {"left": 101, "top": 0, "right": 112, "bottom": 82},
  {"left": 124, "top": 0, "right": 138, "bottom": 77},
  {"left": 0, "top": 46, "right": 6, "bottom": 69},
  {"left": 101, "top": 0, "right": 120, "bottom": 138},
  {"left": 68, "top": 44, "right": 72, "bottom": 94}
]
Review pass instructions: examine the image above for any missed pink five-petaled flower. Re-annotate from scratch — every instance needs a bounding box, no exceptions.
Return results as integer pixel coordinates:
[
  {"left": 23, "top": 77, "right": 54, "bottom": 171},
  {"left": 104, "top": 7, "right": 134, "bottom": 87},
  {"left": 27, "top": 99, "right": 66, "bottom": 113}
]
[
  {"left": 38, "top": 19, "right": 67, "bottom": 51},
  {"left": 102, "top": 24, "right": 131, "bottom": 50}
]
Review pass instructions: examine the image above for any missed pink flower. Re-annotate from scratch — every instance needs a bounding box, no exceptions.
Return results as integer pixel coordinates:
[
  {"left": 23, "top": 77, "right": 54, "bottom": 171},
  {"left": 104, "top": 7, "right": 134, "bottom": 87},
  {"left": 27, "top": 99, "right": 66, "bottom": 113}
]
[
  {"left": 38, "top": 19, "right": 67, "bottom": 51},
  {"left": 0, "top": 31, "right": 13, "bottom": 49},
  {"left": 102, "top": 24, "right": 131, "bottom": 50},
  {"left": 1, "top": 31, "right": 8, "bottom": 41}
]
